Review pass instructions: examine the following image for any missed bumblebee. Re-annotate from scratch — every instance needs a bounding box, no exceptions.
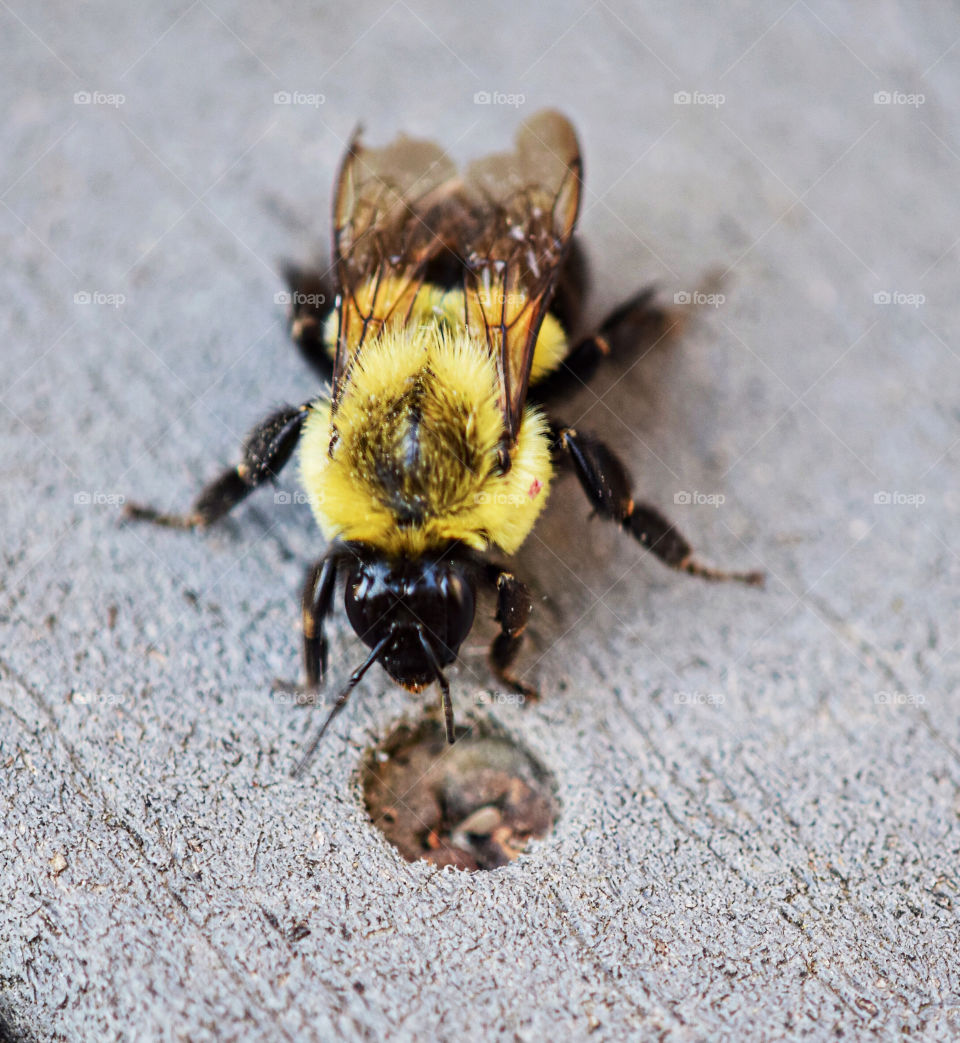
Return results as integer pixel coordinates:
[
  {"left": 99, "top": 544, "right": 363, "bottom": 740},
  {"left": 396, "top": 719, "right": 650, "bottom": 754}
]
[{"left": 127, "top": 110, "right": 762, "bottom": 773}]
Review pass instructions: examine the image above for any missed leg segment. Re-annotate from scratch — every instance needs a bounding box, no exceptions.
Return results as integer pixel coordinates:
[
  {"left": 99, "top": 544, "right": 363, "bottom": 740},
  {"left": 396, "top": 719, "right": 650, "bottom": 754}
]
[
  {"left": 125, "top": 403, "right": 312, "bottom": 529},
  {"left": 301, "top": 553, "right": 340, "bottom": 691},
  {"left": 553, "top": 425, "right": 765, "bottom": 586},
  {"left": 282, "top": 263, "right": 336, "bottom": 382},
  {"left": 532, "top": 287, "right": 675, "bottom": 404},
  {"left": 482, "top": 565, "right": 538, "bottom": 698}
]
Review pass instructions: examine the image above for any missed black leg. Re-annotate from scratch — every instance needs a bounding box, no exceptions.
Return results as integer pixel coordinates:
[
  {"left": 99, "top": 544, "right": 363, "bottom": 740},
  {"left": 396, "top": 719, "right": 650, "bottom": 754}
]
[
  {"left": 532, "top": 286, "right": 676, "bottom": 405},
  {"left": 530, "top": 333, "right": 612, "bottom": 404},
  {"left": 125, "top": 403, "right": 312, "bottom": 529},
  {"left": 553, "top": 425, "right": 765, "bottom": 586},
  {"left": 301, "top": 554, "right": 340, "bottom": 690},
  {"left": 482, "top": 565, "right": 538, "bottom": 698},
  {"left": 274, "top": 549, "right": 344, "bottom": 701},
  {"left": 282, "top": 263, "right": 336, "bottom": 382}
]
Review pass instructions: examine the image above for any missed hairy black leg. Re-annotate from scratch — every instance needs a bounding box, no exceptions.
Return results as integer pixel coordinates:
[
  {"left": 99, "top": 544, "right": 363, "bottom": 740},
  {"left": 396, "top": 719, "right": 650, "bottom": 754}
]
[
  {"left": 282, "top": 263, "right": 337, "bottom": 382},
  {"left": 480, "top": 564, "right": 538, "bottom": 698},
  {"left": 532, "top": 286, "right": 677, "bottom": 405},
  {"left": 125, "top": 403, "right": 312, "bottom": 529},
  {"left": 552, "top": 425, "right": 765, "bottom": 586}
]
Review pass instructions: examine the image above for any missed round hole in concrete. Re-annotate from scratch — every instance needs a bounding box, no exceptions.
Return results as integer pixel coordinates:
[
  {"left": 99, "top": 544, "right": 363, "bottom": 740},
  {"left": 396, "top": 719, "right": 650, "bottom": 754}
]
[{"left": 362, "top": 716, "right": 557, "bottom": 871}]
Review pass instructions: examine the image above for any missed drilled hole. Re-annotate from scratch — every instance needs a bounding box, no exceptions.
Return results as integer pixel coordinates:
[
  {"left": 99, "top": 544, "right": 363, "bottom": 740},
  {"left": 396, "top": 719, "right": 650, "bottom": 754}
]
[{"left": 362, "top": 716, "right": 557, "bottom": 871}]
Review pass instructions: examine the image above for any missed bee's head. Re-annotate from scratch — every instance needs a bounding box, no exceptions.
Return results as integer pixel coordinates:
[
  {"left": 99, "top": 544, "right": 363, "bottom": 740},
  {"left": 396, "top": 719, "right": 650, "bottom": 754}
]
[{"left": 344, "top": 552, "right": 476, "bottom": 689}]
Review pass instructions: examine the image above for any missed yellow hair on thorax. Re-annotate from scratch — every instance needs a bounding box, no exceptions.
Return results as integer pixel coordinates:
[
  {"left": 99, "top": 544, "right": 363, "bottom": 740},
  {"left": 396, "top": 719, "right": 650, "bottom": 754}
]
[
  {"left": 321, "top": 276, "right": 569, "bottom": 385},
  {"left": 300, "top": 319, "right": 554, "bottom": 558}
]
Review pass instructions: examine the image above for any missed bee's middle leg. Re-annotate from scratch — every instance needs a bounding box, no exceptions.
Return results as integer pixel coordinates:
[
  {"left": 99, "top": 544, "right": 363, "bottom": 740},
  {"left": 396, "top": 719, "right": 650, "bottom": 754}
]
[{"left": 125, "top": 403, "right": 311, "bottom": 529}]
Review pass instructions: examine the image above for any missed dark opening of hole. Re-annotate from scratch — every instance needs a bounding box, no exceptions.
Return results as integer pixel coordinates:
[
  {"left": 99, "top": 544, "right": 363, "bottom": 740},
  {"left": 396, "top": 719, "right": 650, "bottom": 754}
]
[{"left": 362, "top": 716, "right": 557, "bottom": 871}]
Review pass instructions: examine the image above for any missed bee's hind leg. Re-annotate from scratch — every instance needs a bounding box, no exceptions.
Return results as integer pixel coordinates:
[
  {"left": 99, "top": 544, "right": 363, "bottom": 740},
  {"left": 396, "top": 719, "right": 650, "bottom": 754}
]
[
  {"left": 124, "top": 403, "right": 312, "bottom": 529},
  {"left": 531, "top": 284, "right": 681, "bottom": 405},
  {"left": 480, "top": 564, "right": 539, "bottom": 699},
  {"left": 281, "top": 262, "right": 337, "bottom": 382},
  {"left": 551, "top": 424, "right": 765, "bottom": 587}
]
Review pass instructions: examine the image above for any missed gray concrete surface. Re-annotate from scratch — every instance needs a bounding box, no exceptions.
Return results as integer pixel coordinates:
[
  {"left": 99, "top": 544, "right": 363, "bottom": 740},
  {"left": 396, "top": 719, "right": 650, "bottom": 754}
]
[{"left": 2, "top": 1, "right": 959, "bottom": 1039}]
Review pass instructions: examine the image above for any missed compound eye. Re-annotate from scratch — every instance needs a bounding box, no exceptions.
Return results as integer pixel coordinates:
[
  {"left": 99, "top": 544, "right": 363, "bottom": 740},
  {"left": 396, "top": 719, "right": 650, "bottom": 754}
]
[
  {"left": 344, "top": 563, "right": 392, "bottom": 649},
  {"left": 440, "top": 569, "right": 475, "bottom": 655}
]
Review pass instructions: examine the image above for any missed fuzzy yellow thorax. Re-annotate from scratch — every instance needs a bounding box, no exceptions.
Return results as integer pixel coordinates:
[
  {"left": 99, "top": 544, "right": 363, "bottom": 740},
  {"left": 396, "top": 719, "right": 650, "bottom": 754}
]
[{"left": 300, "top": 318, "right": 554, "bottom": 557}]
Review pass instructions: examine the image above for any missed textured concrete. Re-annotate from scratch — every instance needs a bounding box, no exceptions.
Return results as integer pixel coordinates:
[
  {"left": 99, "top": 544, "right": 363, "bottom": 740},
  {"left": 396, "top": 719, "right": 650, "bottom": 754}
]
[{"left": 2, "top": 1, "right": 959, "bottom": 1039}]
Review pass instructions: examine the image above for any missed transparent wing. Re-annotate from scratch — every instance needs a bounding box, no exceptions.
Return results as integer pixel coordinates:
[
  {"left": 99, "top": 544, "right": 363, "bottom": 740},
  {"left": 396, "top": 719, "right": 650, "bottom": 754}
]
[
  {"left": 329, "top": 111, "right": 583, "bottom": 456},
  {"left": 330, "top": 129, "right": 459, "bottom": 408},
  {"left": 457, "top": 110, "right": 582, "bottom": 448}
]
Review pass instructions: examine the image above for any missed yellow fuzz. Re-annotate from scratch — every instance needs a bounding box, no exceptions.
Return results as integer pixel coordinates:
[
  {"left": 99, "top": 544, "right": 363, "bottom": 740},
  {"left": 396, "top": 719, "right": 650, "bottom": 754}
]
[
  {"left": 527, "top": 309, "right": 568, "bottom": 384},
  {"left": 322, "top": 277, "right": 569, "bottom": 385},
  {"left": 451, "top": 284, "right": 568, "bottom": 384},
  {"left": 300, "top": 321, "right": 554, "bottom": 557}
]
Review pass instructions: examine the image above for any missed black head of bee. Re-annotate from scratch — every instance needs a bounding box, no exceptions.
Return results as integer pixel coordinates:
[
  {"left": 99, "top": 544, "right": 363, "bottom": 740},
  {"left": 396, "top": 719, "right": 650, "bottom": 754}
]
[{"left": 344, "top": 552, "right": 476, "bottom": 689}]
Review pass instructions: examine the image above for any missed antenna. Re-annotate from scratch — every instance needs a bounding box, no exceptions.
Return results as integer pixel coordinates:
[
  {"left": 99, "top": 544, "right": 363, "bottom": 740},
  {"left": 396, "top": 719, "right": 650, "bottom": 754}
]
[
  {"left": 417, "top": 628, "right": 455, "bottom": 744},
  {"left": 292, "top": 633, "right": 392, "bottom": 778}
]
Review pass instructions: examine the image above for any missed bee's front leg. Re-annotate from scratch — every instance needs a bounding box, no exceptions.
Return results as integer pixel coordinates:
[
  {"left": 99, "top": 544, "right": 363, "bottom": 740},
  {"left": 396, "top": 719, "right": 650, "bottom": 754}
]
[
  {"left": 124, "top": 403, "right": 312, "bottom": 529},
  {"left": 483, "top": 566, "right": 538, "bottom": 700},
  {"left": 273, "top": 550, "right": 344, "bottom": 701},
  {"left": 300, "top": 554, "right": 340, "bottom": 691}
]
